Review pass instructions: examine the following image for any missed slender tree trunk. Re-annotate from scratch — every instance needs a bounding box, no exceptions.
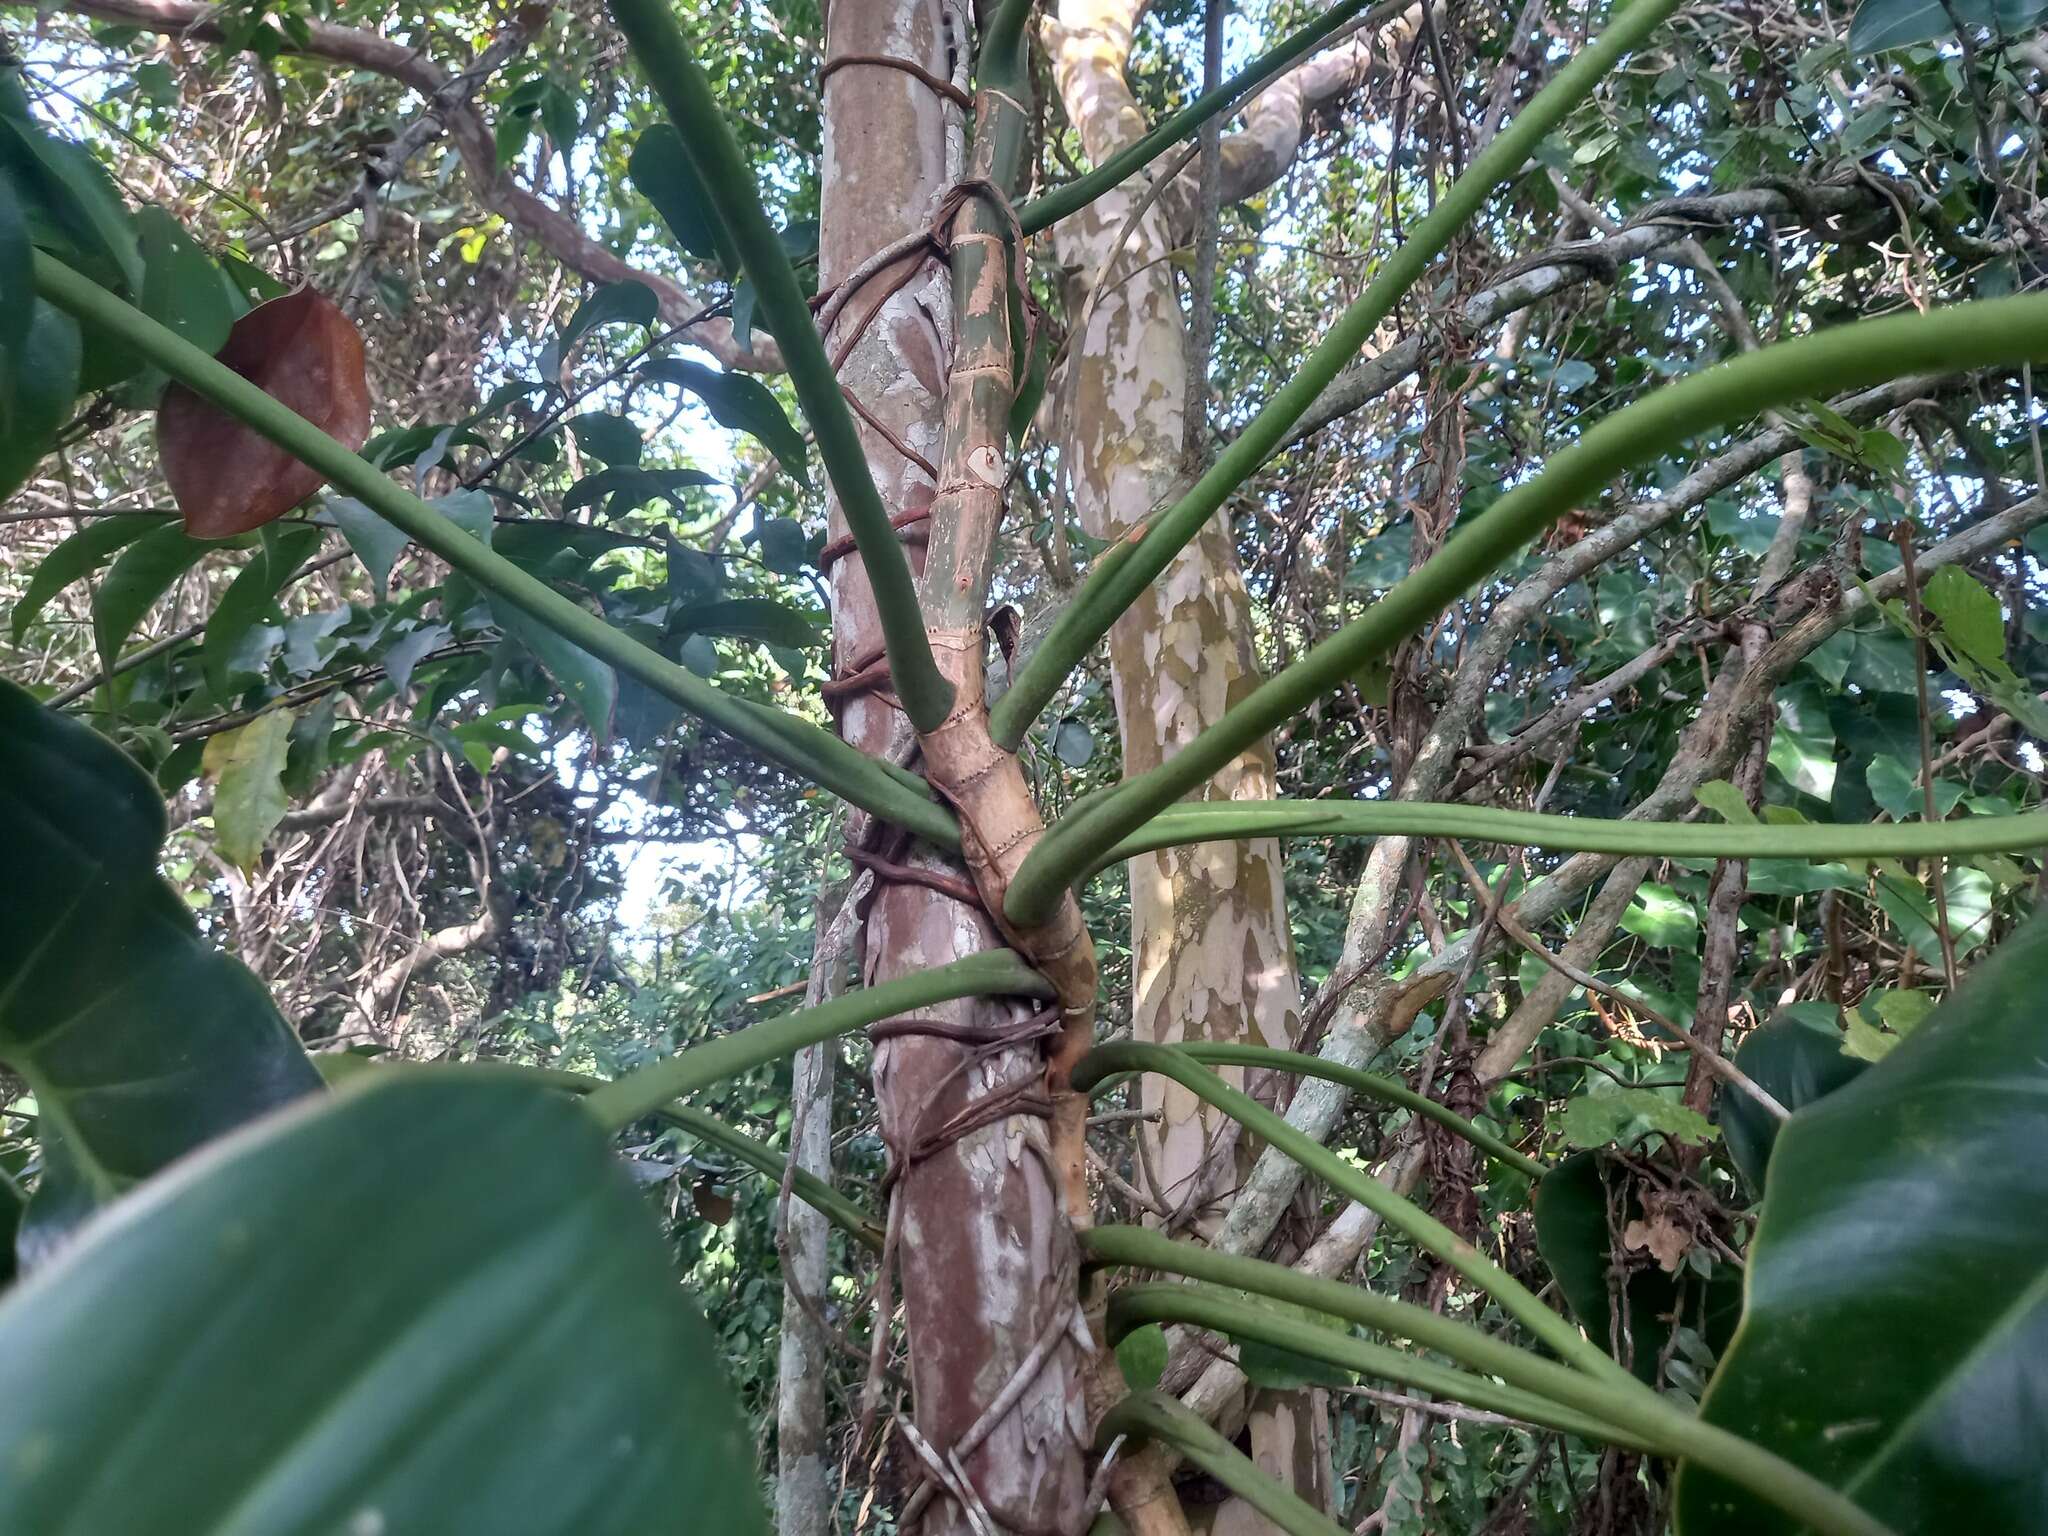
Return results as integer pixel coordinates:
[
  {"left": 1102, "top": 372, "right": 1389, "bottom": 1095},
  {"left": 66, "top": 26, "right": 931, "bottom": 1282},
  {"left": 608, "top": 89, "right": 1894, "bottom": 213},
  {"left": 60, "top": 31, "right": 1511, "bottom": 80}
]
[{"left": 818, "top": 6, "right": 1088, "bottom": 1530}]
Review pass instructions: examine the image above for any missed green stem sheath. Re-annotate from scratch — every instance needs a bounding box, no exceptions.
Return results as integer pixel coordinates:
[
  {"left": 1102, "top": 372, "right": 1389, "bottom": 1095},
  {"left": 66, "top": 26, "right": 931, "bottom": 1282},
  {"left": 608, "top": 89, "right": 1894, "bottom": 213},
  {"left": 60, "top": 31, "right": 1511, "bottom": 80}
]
[
  {"left": 1172, "top": 1043, "right": 1546, "bottom": 1177},
  {"left": 583, "top": 950, "right": 1051, "bottom": 1128},
  {"left": 1012, "top": 294, "right": 2048, "bottom": 925},
  {"left": 991, "top": 0, "right": 1686, "bottom": 752},
  {"left": 29, "top": 252, "right": 958, "bottom": 848},
  {"left": 605, "top": 0, "right": 954, "bottom": 731}
]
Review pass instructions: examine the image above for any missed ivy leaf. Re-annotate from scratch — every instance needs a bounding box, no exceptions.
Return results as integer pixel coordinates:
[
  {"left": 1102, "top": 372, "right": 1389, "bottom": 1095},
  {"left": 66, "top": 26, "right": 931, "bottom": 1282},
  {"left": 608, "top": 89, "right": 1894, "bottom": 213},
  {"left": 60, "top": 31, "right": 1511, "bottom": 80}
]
[
  {"left": 1865, "top": 753, "right": 1966, "bottom": 822},
  {"left": 1619, "top": 883, "right": 1697, "bottom": 949},
  {"left": 204, "top": 707, "right": 295, "bottom": 871},
  {"left": 640, "top": 358, "right": 808, "bottom": 486},
  {"left": 1920, "top": 564, "right": 2005, "bottom": 669},
  {"left": 1557, "top": 1087, "right": 1716, "bottom": 1151}
]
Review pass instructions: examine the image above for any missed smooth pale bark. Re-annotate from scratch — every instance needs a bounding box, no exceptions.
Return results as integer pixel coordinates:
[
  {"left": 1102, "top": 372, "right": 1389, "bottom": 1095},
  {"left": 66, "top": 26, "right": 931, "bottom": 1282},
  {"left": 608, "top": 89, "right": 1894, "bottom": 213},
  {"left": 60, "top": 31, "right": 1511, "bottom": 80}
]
[
  {"left": 1043, "top": 3, "right": 1400, "bottom": 1518},
  {"left": 819, "top": 6, "right": 1088, "bottom": 1531}
]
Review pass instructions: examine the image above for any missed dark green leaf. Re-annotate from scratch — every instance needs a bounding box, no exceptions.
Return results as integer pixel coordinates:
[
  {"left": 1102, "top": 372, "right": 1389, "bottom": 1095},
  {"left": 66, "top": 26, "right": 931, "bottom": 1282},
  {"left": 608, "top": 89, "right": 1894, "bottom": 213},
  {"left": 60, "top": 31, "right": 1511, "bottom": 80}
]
[
  {"left": 1535, "top": 1152, "right": 1742, "bottom": 1386},
  {"left": 0, "top": 108, "right": 140, "bottom": 294},
  {"left": 491, "top": 598, "right": 618, "bottom": 742},
  {"left": 671, "top": 597, "right": 819, "bottom": 649},
  {"left": 0, "top": 681, "right": 319, "bottom": 1264},
  {"left": 326, "top": 496, "right": 410, "bottom": 600},
  {"left": 1847, "top": 0, "right": 2048, "bottom": 52},
  {"left": 561, "top": 279, "right": 657, "bottom": 351},
  {"left": 1718, "top": 1020, "right": 1869, "bottom": 1195},
  {"left": 135, "top": 205, "right": 233, "bottom": 358},
  {"left": 756, "top": 515, "right": 808, "bottom": 574},
  {"left": 1054, "top": 719, "right": 1096, "bottom": 768},
  {"left": 0, "top": 171, "right": 30, "bottom": 359},
  {"left": 1865, "top": 753, "right": 1966, "bottom": 822},
  {"left": 0, "top": 300, "right": 81, "bottom": 502},
  {"left": 91, "top": 522, "right": 212, "bottom": 671},
  {"left": 0, "top": 1071, "right": 769, "bottom": 1536},
  {"left": 1678, "top": 911, "right": 2048, "bottom": 1533},
  {"left": 8, "top": 515, "right": 160, "bottom": 642},
  {"left": 561, "top": 465, "right": 715, "bottom": 517},
  {"left": 202, "top": 524, "right": 324, "bottom": 700},
  {"left": 629, "top": 124, "right": 733, "bottom": 267},
  {"left": 380, "top": 621, "right": 452, "bottom": 695},
  {"left": 1116, "top": 1322, "right": 1168, "bottom": 1391},
  {"left": 679, "top": 632, "right": 719, "bottom": 677},
  {"left": 640, "top": 358, "right": 808, "bottom": 485},
  {"left": 567, "top": 411, "right": 644, "bottom": 466}
]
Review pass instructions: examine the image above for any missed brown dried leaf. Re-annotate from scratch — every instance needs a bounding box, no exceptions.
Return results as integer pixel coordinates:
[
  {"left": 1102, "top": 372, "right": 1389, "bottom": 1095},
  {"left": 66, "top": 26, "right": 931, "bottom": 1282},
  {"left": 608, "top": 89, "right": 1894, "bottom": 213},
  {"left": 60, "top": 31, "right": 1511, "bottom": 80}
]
[
  {"left": 693, "top": 1178, "right": 734, "bottom": 1226},
  {"left": 157, "top": 287, "right": 371, "bottom": 539},
  {"left": 1622, "top": 1202, "right": 1694, "bottom": 1274}
]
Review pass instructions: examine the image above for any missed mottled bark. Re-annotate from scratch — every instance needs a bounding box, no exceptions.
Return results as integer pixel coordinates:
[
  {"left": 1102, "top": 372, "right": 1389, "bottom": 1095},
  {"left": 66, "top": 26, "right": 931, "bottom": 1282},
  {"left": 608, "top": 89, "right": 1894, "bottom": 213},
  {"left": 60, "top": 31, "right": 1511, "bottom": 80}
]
[
  {"left": 1041, "top": 3, "right": 1403, "bottom": 1519},
  {"left": 820, "top": 5, "right": 1088, "bottom": 1531}
]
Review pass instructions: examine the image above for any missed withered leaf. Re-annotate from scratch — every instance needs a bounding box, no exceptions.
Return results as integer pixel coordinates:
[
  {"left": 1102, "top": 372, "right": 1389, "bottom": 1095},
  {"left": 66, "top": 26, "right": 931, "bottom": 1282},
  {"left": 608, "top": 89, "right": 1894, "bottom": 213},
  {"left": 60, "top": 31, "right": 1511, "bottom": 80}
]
[{"left": 158, "top": 287, "right": 371, "bottom": 539}]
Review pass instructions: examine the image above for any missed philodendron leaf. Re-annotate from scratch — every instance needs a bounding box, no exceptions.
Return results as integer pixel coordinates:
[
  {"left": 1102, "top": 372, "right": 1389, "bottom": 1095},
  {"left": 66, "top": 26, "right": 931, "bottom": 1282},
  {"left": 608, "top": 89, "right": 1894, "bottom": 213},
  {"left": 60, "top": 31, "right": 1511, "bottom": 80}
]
[
  {"left": 1676, "top": 909, "right": 2048, "bottom": 1534},
  {"left": 0, "top": 681, "right": 319, "bottom": 1264},
  {"left": 0, "top": 1071, "right": 769, "bottom": 1536},
  {"left": 1717, "top": 1019, "right": 1868, "bottom": 1196}
]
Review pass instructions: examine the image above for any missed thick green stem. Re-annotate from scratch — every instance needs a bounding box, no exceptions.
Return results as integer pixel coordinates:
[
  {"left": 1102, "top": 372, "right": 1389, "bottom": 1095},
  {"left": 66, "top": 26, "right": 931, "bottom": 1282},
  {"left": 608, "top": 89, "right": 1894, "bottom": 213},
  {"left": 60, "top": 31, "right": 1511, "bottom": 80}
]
[
  {"left": 1084, "top": 800, "right": 2048, "bottom": 880},
  {"left": 1095, "top": 1393, "right": 1347, "bottom": 1536},
  {"left": 583, "top": 950, "right": 1051, "bottom": 1127},
  {"left": 1107, "top": 1281, "right": 1649, "bottom": 1449},
  {"left": 1073, "top": 1042, "right": 1630, "bottom": 1385},
  {"left": 1105, "top": 1284, "right": 1889, "bottom": 1535},
  {"left": 606, "top": 0, "right": 953, "bottom": 731},
  {"left": 1013, "top": 294, "right": 2048, "bottom": 923},
  {"left": 1172, "top": 1043, "right": 1546, "bottom": 1177},
  {"left": 29, "top": 252, "right": 957, "bottom": 848},
  {"left": 1017, "top": 0, "right": 1409, "bottom": 235},
  {"left": 990, "top": 0, "right": 1684, "bottom": 751}
]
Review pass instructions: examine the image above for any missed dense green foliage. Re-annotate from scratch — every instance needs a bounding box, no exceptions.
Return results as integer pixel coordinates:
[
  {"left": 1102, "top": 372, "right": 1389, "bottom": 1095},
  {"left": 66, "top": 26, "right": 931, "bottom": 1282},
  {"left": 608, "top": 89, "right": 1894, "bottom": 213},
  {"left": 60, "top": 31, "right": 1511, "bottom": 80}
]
[{"left": 1, "top": 0, "right": 2045, "bottom": 1530}]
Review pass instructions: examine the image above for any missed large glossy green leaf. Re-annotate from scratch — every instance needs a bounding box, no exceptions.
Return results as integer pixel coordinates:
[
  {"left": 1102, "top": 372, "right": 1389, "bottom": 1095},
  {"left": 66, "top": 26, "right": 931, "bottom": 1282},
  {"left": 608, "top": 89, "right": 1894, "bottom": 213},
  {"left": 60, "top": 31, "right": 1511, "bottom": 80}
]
[
  {"left": 1718, "top": 1019, "right": 1868, "bottom": 1196},
  {"left": 629, "top": 123, "right": 734, "bottom": 267},
  {"left": 0, "top": 1070, "right": 769, "bottom": 1535},
  {"left": 1847, "top": 0, "right": 2048, "bottom": 52},
  {"left": 0, "top": 299, "right": 81, "bottom": 502},
  {"left": 1677, "top": 909, "right": 2048, "bottom": 1534},
  {"left": 1534, "top": 1152, "right": 1741, "bottom": 1386},
  {"left": 0, "top": 681, "right": 319, "bottom": 1262}
]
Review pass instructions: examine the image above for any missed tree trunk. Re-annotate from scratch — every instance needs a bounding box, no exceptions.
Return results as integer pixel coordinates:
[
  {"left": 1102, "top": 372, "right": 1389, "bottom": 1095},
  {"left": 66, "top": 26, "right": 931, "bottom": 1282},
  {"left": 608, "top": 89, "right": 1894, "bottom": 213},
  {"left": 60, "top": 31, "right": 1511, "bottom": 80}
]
[{"left": 817, "top": 5, "right": 1088, "bottom": 1530}]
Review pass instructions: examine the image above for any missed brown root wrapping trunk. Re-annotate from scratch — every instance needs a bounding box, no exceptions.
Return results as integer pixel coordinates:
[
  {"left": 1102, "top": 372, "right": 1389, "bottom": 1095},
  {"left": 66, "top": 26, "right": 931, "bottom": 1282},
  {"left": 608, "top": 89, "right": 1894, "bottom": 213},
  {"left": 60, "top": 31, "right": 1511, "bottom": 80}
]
[{"left": 819, "top": 5, "right": 1090, "bottom": 1531}]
